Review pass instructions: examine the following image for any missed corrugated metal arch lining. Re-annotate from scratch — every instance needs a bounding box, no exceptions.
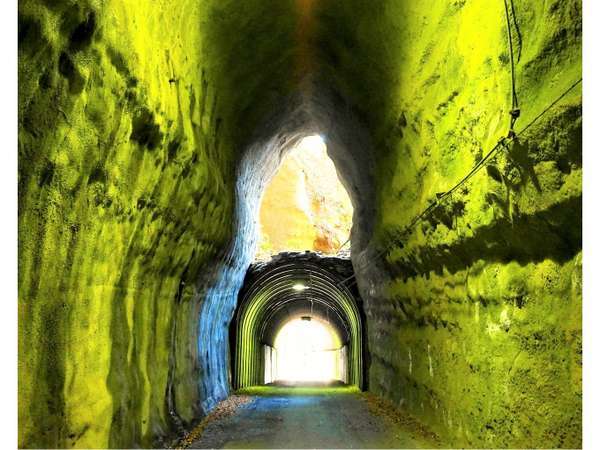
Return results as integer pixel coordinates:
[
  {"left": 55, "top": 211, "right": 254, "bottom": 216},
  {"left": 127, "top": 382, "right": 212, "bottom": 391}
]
[{"left": 233, "top": 256, "right": 363, "bottom": 389}]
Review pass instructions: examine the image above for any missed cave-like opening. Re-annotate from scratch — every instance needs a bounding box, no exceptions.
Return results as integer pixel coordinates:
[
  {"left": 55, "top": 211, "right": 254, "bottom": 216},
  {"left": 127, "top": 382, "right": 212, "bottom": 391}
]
[
  {"left": 240, "top": 132, "right": 357, "bottom": 388},
  {"left": 223, "top": 109, "right": 374, "bottom": 396},
  {"left": 256, "top": 134, "right": 353, "bottom": 260}
]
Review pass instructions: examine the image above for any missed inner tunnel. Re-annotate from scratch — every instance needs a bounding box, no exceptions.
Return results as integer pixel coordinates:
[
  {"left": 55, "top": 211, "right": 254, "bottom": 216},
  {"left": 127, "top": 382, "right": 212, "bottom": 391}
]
[
  {"left": 17, "top": 0, "right": 583, "bottom": 448},
  {"left": 232, "top": 252, "right": 365, "bottom": 389}
]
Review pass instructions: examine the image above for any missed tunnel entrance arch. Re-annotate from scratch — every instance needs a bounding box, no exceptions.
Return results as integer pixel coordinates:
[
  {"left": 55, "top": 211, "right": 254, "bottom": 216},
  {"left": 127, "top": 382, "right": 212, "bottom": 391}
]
[
  {"left": 231, "top": 252, "right": 365, "bottom": 389},
  {"left": 197, "top": 82, "right": 377, "bottom": 408}
]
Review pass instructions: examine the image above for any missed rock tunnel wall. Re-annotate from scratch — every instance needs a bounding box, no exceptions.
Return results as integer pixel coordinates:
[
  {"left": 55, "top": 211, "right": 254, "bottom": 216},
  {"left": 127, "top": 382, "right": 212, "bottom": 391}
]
[
  {"left": 313, "top": 0, "right": 582, "bottom": 447},
  {"left": 18, "top": 0, "right": 299, "bottom": 448}
]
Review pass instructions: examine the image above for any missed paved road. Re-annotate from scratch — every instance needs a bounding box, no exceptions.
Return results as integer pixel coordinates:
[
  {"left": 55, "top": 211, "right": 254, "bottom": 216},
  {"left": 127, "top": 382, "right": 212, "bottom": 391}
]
[{"left": 190, "top": 387, "right": 436, "bottom": 449}]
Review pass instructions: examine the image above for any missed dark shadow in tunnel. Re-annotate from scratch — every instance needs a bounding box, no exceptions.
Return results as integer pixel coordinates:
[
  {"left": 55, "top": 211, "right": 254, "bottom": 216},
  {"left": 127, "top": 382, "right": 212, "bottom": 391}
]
[{"left": 385, "top": 194, "right": 582, "bottom": 281}]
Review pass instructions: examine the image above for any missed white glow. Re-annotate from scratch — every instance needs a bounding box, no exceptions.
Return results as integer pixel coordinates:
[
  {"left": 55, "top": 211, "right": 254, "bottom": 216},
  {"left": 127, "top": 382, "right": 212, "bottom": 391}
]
[
  {"left": 297, "top": 134, "right": 326, "bottom": 153},
  {"left": 273, "top": 318, "right": 340, "bottom": 382},
  {"left": 292, "top": 283, "right": 307, "bottom": 291}
]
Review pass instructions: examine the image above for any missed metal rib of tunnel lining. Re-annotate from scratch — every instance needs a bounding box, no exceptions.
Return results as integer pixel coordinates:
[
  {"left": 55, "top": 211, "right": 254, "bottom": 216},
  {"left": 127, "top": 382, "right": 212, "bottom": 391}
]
[{"left": 232, "top": 251, "right": 364, "bottom": 389}]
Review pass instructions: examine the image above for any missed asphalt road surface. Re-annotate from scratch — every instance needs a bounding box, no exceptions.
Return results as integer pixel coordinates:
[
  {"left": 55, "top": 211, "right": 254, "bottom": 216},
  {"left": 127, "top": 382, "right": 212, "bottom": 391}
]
[{"left": 189, "top": 385, "right": 438, "bottom": 449}]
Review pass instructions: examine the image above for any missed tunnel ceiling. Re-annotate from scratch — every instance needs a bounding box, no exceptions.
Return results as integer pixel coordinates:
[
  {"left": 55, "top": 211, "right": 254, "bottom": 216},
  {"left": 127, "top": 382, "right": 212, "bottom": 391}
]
[{"left": 232, "top": 252, "right": 364, "bottom": 389}]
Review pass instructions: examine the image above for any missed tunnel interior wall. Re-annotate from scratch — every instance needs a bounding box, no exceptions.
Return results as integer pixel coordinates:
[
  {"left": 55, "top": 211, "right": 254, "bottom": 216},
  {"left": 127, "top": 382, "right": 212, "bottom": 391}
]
[
  {"left": 18, "top": 1, "right": 233, "bottom": 446},
  {"left": 313, "top": 1, "right": 582, "bottom": 447},
  {"left": 18, "top": 0, "right": 298, "bottom": 448}
]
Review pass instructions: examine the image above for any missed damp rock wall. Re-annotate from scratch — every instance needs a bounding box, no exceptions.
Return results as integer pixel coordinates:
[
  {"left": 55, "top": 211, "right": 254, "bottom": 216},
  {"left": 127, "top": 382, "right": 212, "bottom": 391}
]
[
  {"left": 18, "top": 0, "right": 583, "bottom": 448},
  {"left": 18, "top": 0, "right": 297, "bottom": 448},
  {"left": 314, "top": 0, "right": 582, "bottom": 447}
]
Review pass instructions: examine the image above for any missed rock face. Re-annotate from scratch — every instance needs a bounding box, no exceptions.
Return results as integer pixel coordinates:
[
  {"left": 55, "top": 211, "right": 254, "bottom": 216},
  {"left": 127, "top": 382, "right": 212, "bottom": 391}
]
[
  {"left": 256, "top": 136, "right": 353, "bottom": 259},
  {"left": 19, "top": 0, "right": 581, "bottom": 448},
  {"left": 18, "top": 1, "right": 297, "bottom": 448},
  {"left": 313, "top": 1, "right": 582, "bottom": 447}
]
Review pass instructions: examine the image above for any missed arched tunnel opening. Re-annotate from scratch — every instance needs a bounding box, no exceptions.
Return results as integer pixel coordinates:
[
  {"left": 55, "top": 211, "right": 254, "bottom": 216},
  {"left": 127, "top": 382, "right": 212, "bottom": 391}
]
[
  {"left": 17, "top": 0, "right": 583, "bottom": 448},
  {"left": 232, "top": 130, "right": 363, "bottom": 391},
  {"left": 231, "top": 252, "right": 366, "bottom": 390}
]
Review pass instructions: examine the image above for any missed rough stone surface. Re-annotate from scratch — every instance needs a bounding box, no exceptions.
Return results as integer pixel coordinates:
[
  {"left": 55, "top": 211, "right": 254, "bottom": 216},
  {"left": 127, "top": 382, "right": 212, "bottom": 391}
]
[
  {"left": 18, "top": 0, "right": 296, "bottom": 448},
  {"left": 314, "top": 1, "right": 582, "bottom": 447},
  {"left": 19, "top": 0, "right": 581, "bottom": 448}
]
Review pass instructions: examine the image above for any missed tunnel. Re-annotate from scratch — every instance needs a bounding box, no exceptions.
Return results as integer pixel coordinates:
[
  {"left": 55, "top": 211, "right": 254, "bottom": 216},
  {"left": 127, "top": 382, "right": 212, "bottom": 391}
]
[
  {"left": 18, "top": 0, "right": 582, "bottom": 448},
  {"left": 232, "top": 252, "right": 365, "bottom": 389}
]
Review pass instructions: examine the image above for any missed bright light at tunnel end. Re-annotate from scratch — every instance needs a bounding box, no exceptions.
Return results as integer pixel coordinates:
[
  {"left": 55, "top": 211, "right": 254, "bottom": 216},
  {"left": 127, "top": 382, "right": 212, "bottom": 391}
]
[
  {"left": 273, "top": 318, "right": 342, "bottom": 383},
  {"left": 292, "top": 283, "right": 308, "bottom": 291},
  {"left": 301, "top": 134, "right": 326, "bottom": 148}
]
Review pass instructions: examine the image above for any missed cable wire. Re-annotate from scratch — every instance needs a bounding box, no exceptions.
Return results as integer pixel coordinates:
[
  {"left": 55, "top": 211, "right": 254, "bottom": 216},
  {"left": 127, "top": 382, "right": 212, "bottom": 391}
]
[
  {"left": 338, "top": 76, "right": 582, "bottom": 288},
  {"left": 504, "top": 0, "right": 521, "bottom": 134}
]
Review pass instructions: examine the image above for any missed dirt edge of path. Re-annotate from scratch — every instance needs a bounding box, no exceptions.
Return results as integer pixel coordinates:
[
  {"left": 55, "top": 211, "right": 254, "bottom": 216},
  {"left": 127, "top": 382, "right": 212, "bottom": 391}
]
[
  {"left": 361, "top": 392, "right": 443, "bottom": 447},
  {"left": 173, "top": 395, "right": 254, "bottom": 449}
]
